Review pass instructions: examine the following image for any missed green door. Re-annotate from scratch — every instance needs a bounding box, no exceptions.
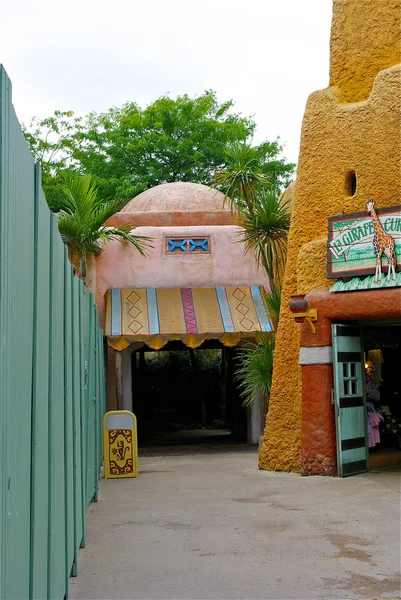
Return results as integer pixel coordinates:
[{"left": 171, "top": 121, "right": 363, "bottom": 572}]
[{"left": 332, "top": 324, "right": 368, "bottom": 477}]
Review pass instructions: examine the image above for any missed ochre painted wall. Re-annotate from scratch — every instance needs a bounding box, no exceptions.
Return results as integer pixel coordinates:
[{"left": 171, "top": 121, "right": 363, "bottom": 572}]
[
  {"left": 259, "top": 0, "right": 401, "bottom": 472},
  {"left": 329, "top": 0, "right": 401, "bottom": 103}
]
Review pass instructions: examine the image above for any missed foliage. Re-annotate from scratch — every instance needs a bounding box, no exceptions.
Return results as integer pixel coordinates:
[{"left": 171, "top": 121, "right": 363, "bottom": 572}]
[
  {"left": 144, "top": 349, "right": 220, "bottom": 378},
  {"left": 214, "top": 142, "right": 271, "bottom": 211},
  {"left": 239, "top": 187, "right": 291, "bottom": 287},
  {"left": 214, "top": 141, "right": 295, "bottom": 211},
  {"left": 57, "top": 173, "right": 151, "bottom": 277},
  {"left": 136, "top": 349, "right": 223, "bottom": 430},
  {"left": 23, "top": 92, "right": 295, "bottom": 209},
  {"left": 235, "top": 334, "right": 276, "bottom": 410},
  {"left": 263, "top": 284, "right": 282, "bottom": 332},
  {"left": 232, "top": 188, "right": 288, "bottom": 410},
  {"left": 217, "top": 144, "right": 291, "bottom": 412},
  {"left": 23, "top": 111, "right": 83, "bottom": 211},
  {"left": 235, "top": 284, "right": 282, "bottom": 410},
  {"left": 213, "top": 142, "right": 292, "bottom": 286}
]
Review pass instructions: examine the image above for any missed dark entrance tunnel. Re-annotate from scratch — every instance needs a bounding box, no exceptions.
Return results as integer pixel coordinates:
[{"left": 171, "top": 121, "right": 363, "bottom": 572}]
[{"left": 130, "top": 340, "right": 248, "bottom": 448}]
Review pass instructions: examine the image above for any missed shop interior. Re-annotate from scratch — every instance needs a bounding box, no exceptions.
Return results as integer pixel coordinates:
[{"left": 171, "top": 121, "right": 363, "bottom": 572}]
[{"left": 363, "top": 324, "right": 401, "bottom": 469}]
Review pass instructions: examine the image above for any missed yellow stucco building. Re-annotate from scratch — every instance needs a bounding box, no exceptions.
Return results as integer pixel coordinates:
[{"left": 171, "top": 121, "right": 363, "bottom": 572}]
[{"left": 259, "top": 0, "right": 401, "bottom": 476}]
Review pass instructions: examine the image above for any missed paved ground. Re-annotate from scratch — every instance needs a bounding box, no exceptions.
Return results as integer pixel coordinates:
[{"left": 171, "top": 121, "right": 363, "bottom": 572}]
[{"left": 70, "top": 447, "right": 401, "bottom": 600}]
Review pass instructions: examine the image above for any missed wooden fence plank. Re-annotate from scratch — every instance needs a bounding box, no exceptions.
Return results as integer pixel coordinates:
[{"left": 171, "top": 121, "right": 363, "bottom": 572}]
[
  {"left": 30, "top": 165, "right": 51, "bottom": 600},
  {"left": 0, "top": 67, "right": 35, "bottom": 600}
]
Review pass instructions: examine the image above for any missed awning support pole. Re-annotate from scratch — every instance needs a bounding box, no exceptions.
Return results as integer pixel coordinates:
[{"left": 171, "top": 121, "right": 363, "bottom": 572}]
[
  {"left": 115, "top": 350, "right": 123, "bottom": 410},
  {"left": 107, "top": 345, "right": 117, "bottom": 411}
]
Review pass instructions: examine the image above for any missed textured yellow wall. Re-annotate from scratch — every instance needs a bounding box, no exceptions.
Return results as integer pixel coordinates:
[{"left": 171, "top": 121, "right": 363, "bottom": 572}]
[
  {"left": 259, "top": 0, "right": 401, "bottom": 472},
  {"left": 330, "top": 0, "right": 401, "bottom": 103}
]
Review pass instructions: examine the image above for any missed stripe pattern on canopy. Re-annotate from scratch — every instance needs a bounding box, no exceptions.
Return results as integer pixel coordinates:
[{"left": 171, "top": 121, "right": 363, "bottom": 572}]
[{"left": 105, "top": 286, "right": 272, "bottom": 351}]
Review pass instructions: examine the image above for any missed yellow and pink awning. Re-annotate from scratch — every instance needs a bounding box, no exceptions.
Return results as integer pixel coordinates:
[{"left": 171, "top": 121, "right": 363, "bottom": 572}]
[{"left": 105, "top": 286, "right": 272, "bottom": 351}]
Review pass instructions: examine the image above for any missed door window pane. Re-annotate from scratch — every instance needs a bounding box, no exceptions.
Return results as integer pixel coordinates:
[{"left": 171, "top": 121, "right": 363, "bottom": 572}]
[{"left": 342, "top": 362, "right": 359, "bottom": 396}]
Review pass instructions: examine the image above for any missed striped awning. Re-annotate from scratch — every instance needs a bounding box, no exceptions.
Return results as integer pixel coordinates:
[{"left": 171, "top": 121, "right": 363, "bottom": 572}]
[{"left": 105, "top": 286, "right": 272, "bottom": 351}]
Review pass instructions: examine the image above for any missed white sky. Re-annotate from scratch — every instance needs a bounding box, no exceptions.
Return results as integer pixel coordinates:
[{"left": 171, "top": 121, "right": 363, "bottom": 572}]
[{"left": 0, "top": 0, "right": 333, "bottom": 166}]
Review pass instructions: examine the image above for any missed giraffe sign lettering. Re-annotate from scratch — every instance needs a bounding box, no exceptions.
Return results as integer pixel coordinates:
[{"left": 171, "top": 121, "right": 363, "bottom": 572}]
[{"left": 327, "top": 204, "right": 401, "bottom": 279}]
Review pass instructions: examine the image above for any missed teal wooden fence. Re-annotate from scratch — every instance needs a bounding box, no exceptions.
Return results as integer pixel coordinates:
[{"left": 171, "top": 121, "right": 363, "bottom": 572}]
[{"left": 0, "top": 66, "right": 107, "bottom": 599}]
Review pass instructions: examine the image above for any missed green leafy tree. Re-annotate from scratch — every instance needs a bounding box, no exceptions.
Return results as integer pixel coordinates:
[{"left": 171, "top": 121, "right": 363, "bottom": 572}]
[
  {"left": 23, "top": 91, "right": 295, "bottom": 209},
  {"left": 57, "top": 173, "right": 151, "bottom": 278},
  {"left": 73, "top": 92, "right": 256, "bottom": 199},
  {"left": 23, "top": 111, "right": 83, "bottom": 211}
]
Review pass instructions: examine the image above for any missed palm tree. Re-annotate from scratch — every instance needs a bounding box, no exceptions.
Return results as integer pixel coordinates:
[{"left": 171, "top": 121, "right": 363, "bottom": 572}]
[
  {"left": 239, "top": 187, "right": 291, "bottom": 289},
  {"left": 57, "top": 172, "right": 152, "bottom": 278},
  {"left": 234, "top": 191, "right": 290, "bottom": 411},
  {"left": 213, "top": 143, "right": 292, "bottom": 414},
  {"left": 213, "top": 142, "right": 270, "bottom": 212}
]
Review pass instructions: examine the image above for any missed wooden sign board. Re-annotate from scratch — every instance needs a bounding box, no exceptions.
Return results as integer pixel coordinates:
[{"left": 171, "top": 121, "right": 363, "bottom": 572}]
[{"left": 327, "top": 205, "right": 401, "bottom": 279}]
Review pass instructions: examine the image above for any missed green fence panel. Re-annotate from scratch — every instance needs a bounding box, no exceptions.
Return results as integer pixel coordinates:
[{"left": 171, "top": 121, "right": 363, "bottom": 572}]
[
  {"left": 79, "top": 281, "right": 89, "bottom": 546},
  {"left": 71, "top": 272, "right": 84, "bottom": 573},
  {"left": 96, "top": 326, "right": 104, "bottom": 480},
  {"left": 85, "top": 292, "right": 97, "bottom": 506},
  {"left": 30, "top": 165, "right": 51, "bottom": 600},
  {"left": 0, "top": 68, "right": 35, "bottom": 600},
  {"left": 0, "top": 65, "right": 107, "bottom": 600},
  {"left": 98, "top": 326, "right": 106, "bottom": 481},
  {"left": 48, "top": 214, "right": 66, "bottom": 600},
  {"left": 64, "top": 248, "right": 75, "bottom": 586}
]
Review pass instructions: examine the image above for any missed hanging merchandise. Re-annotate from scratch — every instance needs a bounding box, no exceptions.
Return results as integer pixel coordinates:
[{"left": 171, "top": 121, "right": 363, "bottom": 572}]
[
  {"left": 367, "top": 408, "right": 383, "bottom": 448},
  {"left": 367, "top": 349, "right": 384, "bottom": 385},
  {"left": 365, "top": 363, "right": 380, "bottom": 404}
]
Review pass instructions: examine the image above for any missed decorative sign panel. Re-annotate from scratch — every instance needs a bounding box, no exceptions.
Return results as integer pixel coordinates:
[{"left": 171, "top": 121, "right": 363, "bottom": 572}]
[
  {"left": 165, "top": 237, "right": 211, "bottom": 254},
  {"left": 103, "top": 410, "right": 138, "bottom": 478},
  {"left": 327, "top": 204, "right": 401, "bottom": 279}
]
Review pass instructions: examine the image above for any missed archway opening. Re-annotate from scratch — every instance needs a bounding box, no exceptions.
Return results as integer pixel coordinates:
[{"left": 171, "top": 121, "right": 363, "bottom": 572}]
[{"left": 130, "top": 340, "right": 251, "bottom": 451}]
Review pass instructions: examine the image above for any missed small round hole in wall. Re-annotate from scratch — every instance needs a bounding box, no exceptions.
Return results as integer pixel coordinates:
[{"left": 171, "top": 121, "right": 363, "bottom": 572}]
[{"left": 345, "top": 170, "right": 357, "bottom": 197}]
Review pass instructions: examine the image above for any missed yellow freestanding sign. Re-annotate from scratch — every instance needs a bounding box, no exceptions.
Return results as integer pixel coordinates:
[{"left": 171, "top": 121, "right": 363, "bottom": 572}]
[{"left": 103, "top": 410, "right": 138, "bottom": 478}]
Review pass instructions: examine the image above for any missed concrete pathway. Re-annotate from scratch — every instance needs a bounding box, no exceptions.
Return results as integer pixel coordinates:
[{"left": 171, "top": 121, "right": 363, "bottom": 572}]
[{"left": 70, "top": 447, "right": 401, "bottom": 600}]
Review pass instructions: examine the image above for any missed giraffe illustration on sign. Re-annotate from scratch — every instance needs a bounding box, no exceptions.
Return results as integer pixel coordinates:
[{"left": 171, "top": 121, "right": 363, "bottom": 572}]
[{"left": 366, "top": 201, "right": 397, "bottom": 282}]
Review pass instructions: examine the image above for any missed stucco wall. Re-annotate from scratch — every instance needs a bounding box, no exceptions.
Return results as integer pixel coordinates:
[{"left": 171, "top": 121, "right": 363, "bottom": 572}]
[
  {"left": 94, "top": 225, "right": 269, "bottom": 327},
  {"left": 329, "top": 0, "right": 400, "bottom": 103},
  {"left": 259, "top": 0, "right": 401, "bottom": 472}
]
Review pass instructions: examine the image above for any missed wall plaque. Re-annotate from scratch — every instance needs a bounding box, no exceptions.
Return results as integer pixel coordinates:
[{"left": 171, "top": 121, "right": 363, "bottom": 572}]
[{"left": 327, "top": 203, "right": 401, "bottom": 279}]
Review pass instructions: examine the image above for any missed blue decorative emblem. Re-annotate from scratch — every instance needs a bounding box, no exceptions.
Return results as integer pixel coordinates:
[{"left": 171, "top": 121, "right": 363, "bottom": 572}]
[
  {"left": 189, "top": 238, "right": 208, "bottom": 252},
  {"left": 168, "top": 239, "right": 187, "bottom": 252}
]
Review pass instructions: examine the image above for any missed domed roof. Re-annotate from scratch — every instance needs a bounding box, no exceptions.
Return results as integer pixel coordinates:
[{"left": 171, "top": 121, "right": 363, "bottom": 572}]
[{"left": 122, "top": 182, "right": 229, "bottom": 213}]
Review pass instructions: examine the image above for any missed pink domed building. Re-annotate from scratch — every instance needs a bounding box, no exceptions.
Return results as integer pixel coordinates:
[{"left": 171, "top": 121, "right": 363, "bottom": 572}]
[{"left": 89, "top": 182, "right": 272, "bottom": 443}]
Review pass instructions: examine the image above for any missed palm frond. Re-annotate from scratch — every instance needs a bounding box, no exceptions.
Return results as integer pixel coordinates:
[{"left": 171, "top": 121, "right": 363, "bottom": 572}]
[
  {"left": 57, "top": 172, "right": 152, "bottom": 267},
  {"left": 90, "top": 197, "right": 131, "bottom": 230},
  {"left": 214, "top": 142, "right": 270, "bottom": 212},
  {"left": 59, "top": 172, "right": 98, "bottom": 219},
  {"left": 98, "top": 226, "right": 153, "bottom": 257},
  {"left": 263, "top": 285, "right": 282, "bottom": 331},
  {"left": 239, "top": 187, "right": 291, "bottom": 284},
  {"left": 235, "top": 335, "right": 276, "bottom": 409}
]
